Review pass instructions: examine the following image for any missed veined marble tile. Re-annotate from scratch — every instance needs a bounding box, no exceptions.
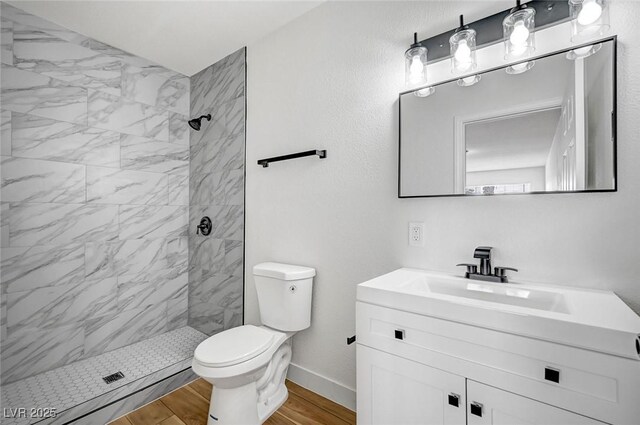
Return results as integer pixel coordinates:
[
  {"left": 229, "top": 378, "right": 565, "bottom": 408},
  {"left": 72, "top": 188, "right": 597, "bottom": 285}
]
[
  {"left": 212, "top": 169, "right": 244, "bottom": 205},
  {"left": 12, "top": 113, "right": 120, "bottom": 167},
  {"left": 85, "top": 238, "right": 168, "bottom": 280},
  {"left": 0, "top": 3, "right": 87, "bottom": 46},
  {"left": 118, "top": 205, "right": 188, "bottom": 240},
  {"left": 225, "top": 302, "right": 243, "bottom": 329},
  {"left": 8, "top": 203, "right": 118, "bottom": 246},
  {"left": 1, "top": 110, "right": 11, "bottom": 155},
  {"left": 6, "top": 277, "right": 117, "bottom": 336},
  {"left": 1, "top": 243, "right": 84, "bottom": 293},
  {"left": 1, "top": 203, "right": 8, "bottom": 248},
  {"left": 189, "top": 205, "right": 244, "bottom": 241},
  {"left": 87, "top": 166, "right": 168, "bottom": 205},
  {"left": 12, "top": 23, "right": 121, "bottom": 96},
  {"left": 1, "top": 290, "right": 6, "bottom": 341},
  {"left": 188, "top": 305, "right": 224, "bottom": 336},
  {"left": 83, "top": 303, "right": 168, "bottom": 357},
  {"left": 85, "top": 241, "right": 115, "bottom": 280},
  {"left": 168, "top": 169, "right": 189, "bottom": 206},
  {"left": 120, "top": 134, "right": 188, "bottom": 174},
  {"left": 189, "top": 237, "right": 225, "bottom": 278},
  {"left": 166, "top": 236, "right": 188, "bottom": 269},
  {"left": 224, "top": 240, "right": 243, "bottom": 277},
  {"left": 191, "top": 132, "right": 244, "bottom": 177},
  {"left": 1, "top": 18, "right": 12, "bottom": 65},
  {"left": 169, "top": 112, "right": 189, "bottom": 144},
  {"left": 122, "top": 64, "right": 189, "bottom": 115},
  {"left": 87, "top": 89, "right": 169, "bottom": 141},
  {"left": 1, "top": 64, "right": 87, "bottom": 124},
  {"left": 167, "top": 291, "right": 188, "bottom": 331},
  {"left": 1, "top": 156, "right": 85, "bottom": 203},
  {"left": 0, "top": 323, "right": 84, "bottom": 384},
  {"left": 117, "top": 266, "right": 187, "bottom": 311},
  {"left": 114, "top": 238, "right": 168, "bottom": 276},
  {"left": 189, "top": 170, "right": 214, "bottom": 206},
  {"left": 190, "top": 48, "right": 245, "bottom": 113},
  {"left": 194, "top": 96, "right": 245, "bottom": 146}
]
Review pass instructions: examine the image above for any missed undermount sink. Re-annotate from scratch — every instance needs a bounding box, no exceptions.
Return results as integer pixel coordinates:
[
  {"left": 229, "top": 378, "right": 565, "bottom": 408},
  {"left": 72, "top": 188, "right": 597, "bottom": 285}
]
[
  {"left": 357, "top": 268, "right": 640, "bottom": 359},
  {"left": 400, "top": 275, "right": 570, "bottom": 313}
]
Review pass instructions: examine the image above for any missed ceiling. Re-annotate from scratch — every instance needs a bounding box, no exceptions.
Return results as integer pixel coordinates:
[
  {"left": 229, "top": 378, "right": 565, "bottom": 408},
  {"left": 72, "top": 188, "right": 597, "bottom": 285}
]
[{"left": 8, "top": 0, "right": 323, "bottom": 76}]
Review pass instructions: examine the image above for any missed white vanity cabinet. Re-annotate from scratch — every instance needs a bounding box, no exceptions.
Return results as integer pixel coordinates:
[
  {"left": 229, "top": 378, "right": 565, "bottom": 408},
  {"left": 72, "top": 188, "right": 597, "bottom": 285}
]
[
  {"left": 356, "top": 300, "right": 640, "bottom": 425},
  {"left": 357, "top": 345, "right": 466, "bottom": 425}
]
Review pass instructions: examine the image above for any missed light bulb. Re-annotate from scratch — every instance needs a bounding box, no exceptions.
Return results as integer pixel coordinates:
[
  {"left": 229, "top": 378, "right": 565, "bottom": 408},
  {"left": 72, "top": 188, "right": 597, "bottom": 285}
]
[
  {"left": 410, "top": 56, "right": 423, "bottom": 77},
  {"left": 455, "top": 40, "right": 471, "bottom": 62},
  {"left": 578, "top": 0, "right": 602, "bottom": 26},
  {"left": 511, "top": 63, "right": 528, "bottom": 72},
  {"left": 509, "top": 21, "right": 530, "bottom": 46}
]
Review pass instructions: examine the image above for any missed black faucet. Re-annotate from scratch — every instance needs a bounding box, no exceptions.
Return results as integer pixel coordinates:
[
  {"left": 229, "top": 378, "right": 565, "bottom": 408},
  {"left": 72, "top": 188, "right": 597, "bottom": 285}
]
[{"left": 457, "top": 246, "right": 518, "bottom": 283}]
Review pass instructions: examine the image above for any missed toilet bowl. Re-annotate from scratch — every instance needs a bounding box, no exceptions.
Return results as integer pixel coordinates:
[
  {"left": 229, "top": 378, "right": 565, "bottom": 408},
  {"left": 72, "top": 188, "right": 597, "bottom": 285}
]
[{"left": 192, "top": 262, "right": 315, "bottom": 425}]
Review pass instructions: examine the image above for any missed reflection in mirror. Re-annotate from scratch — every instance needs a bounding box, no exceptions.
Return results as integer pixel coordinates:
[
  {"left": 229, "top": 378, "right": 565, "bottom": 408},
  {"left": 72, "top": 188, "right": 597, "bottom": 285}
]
[{"left": 399, "top": 39, "right": 616, "bottom": 197}]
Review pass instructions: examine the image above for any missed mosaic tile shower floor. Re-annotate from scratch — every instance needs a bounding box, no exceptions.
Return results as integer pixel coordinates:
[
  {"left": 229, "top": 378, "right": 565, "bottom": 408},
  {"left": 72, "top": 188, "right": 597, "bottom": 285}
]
[{"left": 1, "top": 326, "right": 207, "bottom": 425}]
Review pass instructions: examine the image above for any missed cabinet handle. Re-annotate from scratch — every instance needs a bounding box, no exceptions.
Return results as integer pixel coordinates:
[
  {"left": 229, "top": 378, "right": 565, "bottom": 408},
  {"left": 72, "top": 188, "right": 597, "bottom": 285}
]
[
  {"left": 470, "top": 402, "right": 483, "bottom": 417},
  {"left": 545, "top": 367, "right": 560, "bottom": 383},
  {"left": 394, "top": 329, "right": 405, "bottom": 340},
  {"left": 448, "top": 393, "right": 460, "bottom": 407}
]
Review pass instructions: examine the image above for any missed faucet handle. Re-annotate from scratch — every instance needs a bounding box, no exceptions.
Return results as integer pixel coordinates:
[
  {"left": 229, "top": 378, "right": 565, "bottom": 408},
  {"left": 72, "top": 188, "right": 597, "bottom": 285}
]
[
  {"left": 494, "top": 266, "right": 518, "bottom": 279},
  {"left": 456, "top": 263, "right": 478, "bottom": 276}
]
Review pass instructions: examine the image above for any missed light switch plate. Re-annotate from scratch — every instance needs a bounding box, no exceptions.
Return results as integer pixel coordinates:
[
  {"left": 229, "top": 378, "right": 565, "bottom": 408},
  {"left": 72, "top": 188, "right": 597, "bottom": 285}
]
[{"left": 408, "top": 222, "right": 425, "bottom": 247}]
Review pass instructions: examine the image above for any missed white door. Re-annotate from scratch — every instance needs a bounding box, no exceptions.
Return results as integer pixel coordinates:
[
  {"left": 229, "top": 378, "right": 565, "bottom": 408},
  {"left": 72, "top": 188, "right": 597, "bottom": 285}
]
[
  {"left": 466, "top": 381, "right": 607, "bottom": 425},
  {"left": 357, "top": 345, "right": 466, "bottom": 425}
]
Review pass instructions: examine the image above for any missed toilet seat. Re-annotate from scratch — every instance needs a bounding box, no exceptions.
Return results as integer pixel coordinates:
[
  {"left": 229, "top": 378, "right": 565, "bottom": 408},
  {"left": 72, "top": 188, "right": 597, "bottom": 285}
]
[{"left": 194, "top": 325, "right": 275, "bottom": 367}]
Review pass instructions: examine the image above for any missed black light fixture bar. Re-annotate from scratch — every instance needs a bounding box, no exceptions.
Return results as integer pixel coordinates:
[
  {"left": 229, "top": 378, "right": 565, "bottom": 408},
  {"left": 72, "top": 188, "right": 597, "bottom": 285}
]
[
  {"left": 257, "top": 149, "right": 327, "bottom": 168},
  {"left": 417, "top": 0, "right": 570, "bottom": 63}
]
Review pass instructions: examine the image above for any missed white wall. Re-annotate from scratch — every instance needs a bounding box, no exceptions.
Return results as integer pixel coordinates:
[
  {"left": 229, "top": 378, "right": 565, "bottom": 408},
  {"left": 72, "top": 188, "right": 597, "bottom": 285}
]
[{"left": 246, "top": 0, "right": 640, "bottom": 408}]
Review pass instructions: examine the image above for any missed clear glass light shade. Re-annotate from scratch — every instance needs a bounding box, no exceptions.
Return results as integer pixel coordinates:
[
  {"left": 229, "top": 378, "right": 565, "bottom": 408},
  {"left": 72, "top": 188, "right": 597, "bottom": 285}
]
[
  {"left": 566, "top": 43, "right": 602, "bottom": 59},
  {"left": 450, "top": 29, "right": 477, "bottom": 74},
  {"left": 405, "top": 45, "right": 428, "bottom": 87},
  {"left": 503, "top": 8, "right": 536, "bottom": 60},
  {"left": 569, "top": 0, "right": 610, "bottom": 43},
  {"left": 457, "top": 75, "right": 481, "bottom": 87},
  {"left": 506, "top": 60, "right": 535, "bottom": 74},
  {"left": 414, "top": 87, "right": 435, "bottom": 98}
]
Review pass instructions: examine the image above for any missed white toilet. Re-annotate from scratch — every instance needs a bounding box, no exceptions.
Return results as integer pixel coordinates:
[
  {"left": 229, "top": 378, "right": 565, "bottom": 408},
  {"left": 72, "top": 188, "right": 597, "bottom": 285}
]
[{"left": 192, "top": 262, "right": 315, "bottom": 425}]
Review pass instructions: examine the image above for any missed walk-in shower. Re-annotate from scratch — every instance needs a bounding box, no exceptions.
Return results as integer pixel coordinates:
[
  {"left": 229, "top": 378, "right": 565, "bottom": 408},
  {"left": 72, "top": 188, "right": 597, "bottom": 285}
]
[{"left": 0, "top": 3, "right": 246, "bottom": 423}]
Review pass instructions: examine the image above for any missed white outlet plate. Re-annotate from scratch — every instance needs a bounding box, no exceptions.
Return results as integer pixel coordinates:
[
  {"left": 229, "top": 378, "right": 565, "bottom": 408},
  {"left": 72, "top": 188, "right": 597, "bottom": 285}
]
[{"left": 408, "top": 222, "right": 425, "bottom": 247}]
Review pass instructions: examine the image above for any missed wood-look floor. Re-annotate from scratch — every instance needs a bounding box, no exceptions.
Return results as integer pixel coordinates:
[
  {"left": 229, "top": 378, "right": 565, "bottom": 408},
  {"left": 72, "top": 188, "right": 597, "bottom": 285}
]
[{"left": 109, "top": 379, "right": 356, "bottom": 425}]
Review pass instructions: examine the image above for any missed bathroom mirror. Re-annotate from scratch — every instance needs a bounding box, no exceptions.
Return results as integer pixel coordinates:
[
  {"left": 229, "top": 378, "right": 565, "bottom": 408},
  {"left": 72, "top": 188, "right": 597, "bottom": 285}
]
[{"left": 399, "top": 38, "right": 616, "bottom": 198}]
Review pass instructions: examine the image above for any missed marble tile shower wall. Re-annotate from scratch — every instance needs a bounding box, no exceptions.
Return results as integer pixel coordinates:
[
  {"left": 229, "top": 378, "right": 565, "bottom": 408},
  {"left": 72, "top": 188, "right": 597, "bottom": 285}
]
[
  {"left": 0, "top": 3, "right": 190, "bottom": 385},
  {"left": 188, "top": 48, "right": 245, "bottom": 335}
]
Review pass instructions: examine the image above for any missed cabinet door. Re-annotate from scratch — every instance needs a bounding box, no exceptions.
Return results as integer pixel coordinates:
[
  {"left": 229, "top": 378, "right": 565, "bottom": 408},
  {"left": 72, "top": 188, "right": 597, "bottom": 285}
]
[
  {"left": 357, "top": 345, "right": 466, "bottom": 425},
  {"left": 466, "top": 381, "right": 607, "bottom": 425}
]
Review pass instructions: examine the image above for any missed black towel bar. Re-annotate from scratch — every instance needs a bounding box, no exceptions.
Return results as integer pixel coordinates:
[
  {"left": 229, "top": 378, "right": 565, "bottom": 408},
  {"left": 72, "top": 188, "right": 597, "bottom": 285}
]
[{"left": 257, "top": 149, "right": 326, "bottom": 168}]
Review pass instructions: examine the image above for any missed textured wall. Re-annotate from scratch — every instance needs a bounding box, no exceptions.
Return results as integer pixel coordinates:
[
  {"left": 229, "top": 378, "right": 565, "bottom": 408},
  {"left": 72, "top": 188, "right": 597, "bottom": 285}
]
[
  {"left": 188, "top": 49, "right": 245, "bottom": 335},
  {"left": 246, "top": 0, "right": 640, "bottom": 403},
  {"left": 0, "top": 3, "right": 190, "bottom": 384}
]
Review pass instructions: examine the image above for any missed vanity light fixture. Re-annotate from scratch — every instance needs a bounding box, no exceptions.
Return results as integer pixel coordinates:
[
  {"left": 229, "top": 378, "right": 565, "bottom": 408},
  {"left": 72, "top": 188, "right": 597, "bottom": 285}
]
[
  {"left": 569, "top": 0, "right": 609, "bottom": 42},
  {"left": 503, "top": 0, "right": 536, "bottom": 60},
  {"left": 414, "top": 87, "right": 435, "bottom": 97},
  {"left": 457, "top": 75, "right": 481, "bottom": 87},
  {"left": 566, "top": 42, "right": 602, "bottom": 59},
  {"left": 450, "top": 15, "right": 477, "bottom": 74},
  {"left": 506, "top": 60, "right": 535, "bottom": 74},
  {"left": 405, "top": 32, "right": 428, "bottom": 87}
]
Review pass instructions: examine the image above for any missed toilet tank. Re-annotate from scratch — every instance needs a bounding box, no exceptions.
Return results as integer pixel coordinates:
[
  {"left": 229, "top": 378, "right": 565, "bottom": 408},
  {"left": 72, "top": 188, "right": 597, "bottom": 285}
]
[{"left": 253, "top": 262, "right": 316, "bottom": 331}]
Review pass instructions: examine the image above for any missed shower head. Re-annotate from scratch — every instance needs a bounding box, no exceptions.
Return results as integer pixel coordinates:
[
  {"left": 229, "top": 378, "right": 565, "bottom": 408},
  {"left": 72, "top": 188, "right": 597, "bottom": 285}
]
[{"left": 188, "top": 114, "right": 211, "bottom": 131}]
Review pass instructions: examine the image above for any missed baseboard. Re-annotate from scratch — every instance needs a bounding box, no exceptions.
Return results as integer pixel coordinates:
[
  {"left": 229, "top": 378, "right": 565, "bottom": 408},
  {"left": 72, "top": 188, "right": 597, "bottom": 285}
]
[{"left": 286, "top": 363, "right": 356, "bottom": 411}]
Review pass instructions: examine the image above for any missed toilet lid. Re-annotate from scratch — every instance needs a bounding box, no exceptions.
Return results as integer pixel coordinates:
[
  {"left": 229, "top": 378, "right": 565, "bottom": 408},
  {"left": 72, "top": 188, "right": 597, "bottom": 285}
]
[{"left": 194, "top": 325, "right": 275, "bottom": 367}]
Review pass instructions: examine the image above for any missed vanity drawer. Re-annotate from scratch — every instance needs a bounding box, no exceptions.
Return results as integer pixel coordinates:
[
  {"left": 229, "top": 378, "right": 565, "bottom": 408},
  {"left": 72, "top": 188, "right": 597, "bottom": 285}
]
[{"left": 356, "top": 302, "right": 640, "bottom": 424}]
